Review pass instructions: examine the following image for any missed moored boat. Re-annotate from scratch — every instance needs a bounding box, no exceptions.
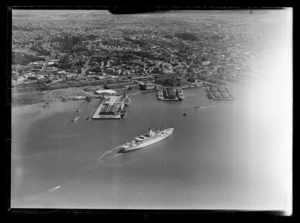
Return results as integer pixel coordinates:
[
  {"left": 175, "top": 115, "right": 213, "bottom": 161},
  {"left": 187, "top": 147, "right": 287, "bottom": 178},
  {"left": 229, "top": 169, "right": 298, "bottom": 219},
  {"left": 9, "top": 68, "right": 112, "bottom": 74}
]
[{"left": 71, "top": 116, "right": 80, "bottom": 122}]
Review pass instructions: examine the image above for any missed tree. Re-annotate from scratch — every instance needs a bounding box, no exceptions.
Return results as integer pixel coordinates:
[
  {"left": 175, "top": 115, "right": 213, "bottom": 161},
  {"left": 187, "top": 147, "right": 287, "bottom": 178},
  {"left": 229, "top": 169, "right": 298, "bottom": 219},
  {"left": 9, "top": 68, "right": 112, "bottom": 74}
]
[
  {"left": 163, "top": 78, "right": 178, "bottom": 86},
  {"left": 175, "top": 32, "right": 198, "bottom": 41},
  {"left": 187, "top": 77, "right": 196, "bottom": 83}
]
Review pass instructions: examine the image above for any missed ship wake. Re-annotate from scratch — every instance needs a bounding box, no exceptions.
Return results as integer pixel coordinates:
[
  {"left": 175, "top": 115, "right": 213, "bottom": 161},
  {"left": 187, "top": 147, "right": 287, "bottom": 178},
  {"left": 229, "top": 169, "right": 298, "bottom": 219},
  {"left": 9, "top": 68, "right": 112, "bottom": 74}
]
[
  {"left": 97, "top": 146, "right": 123, "bottom": 162},
  {"left": 184, "top": 104, "right": 229, "bottom": 116},
  {"left": 18, "top": 161, "right": 102, "bottom": 206},
  {"left": 97, "top": 146, "right": 140, "bottom": 167},
  {"left": 15, "top": 147, "right": 139, "bottom": 206}
]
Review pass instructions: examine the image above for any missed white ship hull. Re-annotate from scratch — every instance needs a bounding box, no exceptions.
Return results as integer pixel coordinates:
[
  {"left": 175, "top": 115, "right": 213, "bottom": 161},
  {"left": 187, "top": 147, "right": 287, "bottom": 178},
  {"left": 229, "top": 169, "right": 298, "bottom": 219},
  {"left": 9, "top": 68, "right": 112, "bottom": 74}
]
[{"left": 120, "top": 128, "right": 174, "bottom": 152}]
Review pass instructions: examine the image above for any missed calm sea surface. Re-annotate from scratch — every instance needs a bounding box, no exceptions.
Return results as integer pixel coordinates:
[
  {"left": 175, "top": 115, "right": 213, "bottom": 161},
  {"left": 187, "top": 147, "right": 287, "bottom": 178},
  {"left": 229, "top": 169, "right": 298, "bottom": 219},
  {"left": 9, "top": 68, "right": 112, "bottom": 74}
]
[{"left": 11, "top": 73, "right": 291, "bottom": 209}]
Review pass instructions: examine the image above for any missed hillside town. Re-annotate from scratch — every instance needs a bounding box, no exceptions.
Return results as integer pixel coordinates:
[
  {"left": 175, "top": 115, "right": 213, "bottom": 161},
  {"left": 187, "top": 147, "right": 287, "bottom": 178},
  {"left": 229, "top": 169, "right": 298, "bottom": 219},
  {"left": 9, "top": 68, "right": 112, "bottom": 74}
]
[{"left": 12, "top": 11, "right": 279, "bottom": 105}]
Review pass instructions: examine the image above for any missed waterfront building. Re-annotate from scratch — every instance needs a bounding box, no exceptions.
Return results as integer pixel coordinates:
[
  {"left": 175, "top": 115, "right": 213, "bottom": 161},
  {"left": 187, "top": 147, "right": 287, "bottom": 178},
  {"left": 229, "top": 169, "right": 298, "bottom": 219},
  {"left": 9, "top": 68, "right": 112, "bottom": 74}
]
[
  {"left": 95, "top": 89, "right": 117, "bottom": 95},
  {"left": 99, "top": 104, "right": 118, "bottom": 115},
  {"left": 140, "top": 83, "right": 156, "bottom": 90}
]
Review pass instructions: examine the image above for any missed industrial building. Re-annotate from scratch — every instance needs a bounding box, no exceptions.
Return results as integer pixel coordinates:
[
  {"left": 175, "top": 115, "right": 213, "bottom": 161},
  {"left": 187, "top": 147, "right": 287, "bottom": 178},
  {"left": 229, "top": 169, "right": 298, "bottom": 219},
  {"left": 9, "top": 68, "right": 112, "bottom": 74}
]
[
  {"left": 95, "top": 89, "right": 117, "bottom": 95},
  {"left": 140, "top": 83, "right": 156, "bottom": 90},
  {"left": 99, "top": 104, "right": 119, "bottom": 115}
]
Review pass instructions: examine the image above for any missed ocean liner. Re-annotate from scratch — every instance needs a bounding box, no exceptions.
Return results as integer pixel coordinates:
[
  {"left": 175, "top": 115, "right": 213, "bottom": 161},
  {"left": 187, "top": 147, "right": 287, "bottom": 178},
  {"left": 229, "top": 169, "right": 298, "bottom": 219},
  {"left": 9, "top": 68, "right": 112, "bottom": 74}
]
[{"left": 118, "top": 128, "right": 174, "bottom": 153}]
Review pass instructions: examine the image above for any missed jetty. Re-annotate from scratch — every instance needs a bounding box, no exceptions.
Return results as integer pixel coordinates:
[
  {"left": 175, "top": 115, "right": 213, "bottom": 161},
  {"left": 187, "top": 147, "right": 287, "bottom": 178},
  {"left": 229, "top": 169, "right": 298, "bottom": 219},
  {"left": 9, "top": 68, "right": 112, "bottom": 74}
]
[
  {"left": 206, "top": 86, "right": 234, "bottom": 101},
  {"left": 157, "top": 87, "right": 184, "bottom": 101},
  {"left": 92, "top": 95, "right": 129, "bottom": 119}
]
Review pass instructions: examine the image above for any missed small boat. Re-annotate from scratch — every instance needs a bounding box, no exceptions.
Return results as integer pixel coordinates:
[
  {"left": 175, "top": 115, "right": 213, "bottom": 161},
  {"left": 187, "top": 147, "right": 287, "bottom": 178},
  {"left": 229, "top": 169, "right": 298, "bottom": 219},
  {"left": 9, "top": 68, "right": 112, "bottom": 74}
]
[
  {"left": 85, "top": 116, "right": 92, "bottom": 121},
  {"left": 71, "top": 116, "right": 80, "bottom": 123},
  {"left": 120, "top": 109, "right": 127, "bottom": 118}
]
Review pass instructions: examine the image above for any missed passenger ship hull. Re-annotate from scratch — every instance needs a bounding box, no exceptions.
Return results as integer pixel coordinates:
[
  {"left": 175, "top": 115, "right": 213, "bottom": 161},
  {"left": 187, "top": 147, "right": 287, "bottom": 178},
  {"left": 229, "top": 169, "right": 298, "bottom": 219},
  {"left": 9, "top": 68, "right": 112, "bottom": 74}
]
[{"left": 119, "top": 128, "right": 174, "bottom": 153}]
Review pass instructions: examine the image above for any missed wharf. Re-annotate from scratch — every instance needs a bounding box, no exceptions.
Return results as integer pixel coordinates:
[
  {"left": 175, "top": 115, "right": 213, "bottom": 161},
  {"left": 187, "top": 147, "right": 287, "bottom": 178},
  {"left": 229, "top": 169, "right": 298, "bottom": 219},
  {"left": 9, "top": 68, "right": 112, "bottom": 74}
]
[
  {"left": 159, "top": 97, "right": 180, "bottom": 101},
  {"left": 158, "top": 95, "right": 181, "bottom": 101},
  {"left": 157, "top": 87, "right": 184, "bottom": 101},
  {"left": 92, "top": 95, "right": 126, "bottom": 119},
  {"left": 92, "top": 104, "right": 121, "bottom": 119},
  {"left": 206, "top": 86, "right": 234, "bottom": 101}
]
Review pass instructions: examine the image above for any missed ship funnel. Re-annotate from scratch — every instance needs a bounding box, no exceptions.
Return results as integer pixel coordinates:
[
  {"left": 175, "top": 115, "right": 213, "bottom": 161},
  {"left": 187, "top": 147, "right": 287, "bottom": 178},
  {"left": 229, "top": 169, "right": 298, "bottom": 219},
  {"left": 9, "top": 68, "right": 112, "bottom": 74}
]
[{"left": 148, "top": 128, "right": 154, "bottom": 136}]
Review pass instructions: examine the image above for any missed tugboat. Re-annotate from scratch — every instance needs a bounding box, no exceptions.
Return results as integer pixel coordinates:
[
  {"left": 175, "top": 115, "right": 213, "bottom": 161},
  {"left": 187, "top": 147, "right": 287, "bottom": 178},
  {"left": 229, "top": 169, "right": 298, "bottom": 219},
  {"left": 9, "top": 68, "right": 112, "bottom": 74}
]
[
  {"left": 157, "top": 90, "right": 164, "bottom": 100},
  {"left": 71, "top": 116, "right": 80, "bottom": 123},
  {"left": 118, "top": 127, "right": 174, "bottom": 153}
]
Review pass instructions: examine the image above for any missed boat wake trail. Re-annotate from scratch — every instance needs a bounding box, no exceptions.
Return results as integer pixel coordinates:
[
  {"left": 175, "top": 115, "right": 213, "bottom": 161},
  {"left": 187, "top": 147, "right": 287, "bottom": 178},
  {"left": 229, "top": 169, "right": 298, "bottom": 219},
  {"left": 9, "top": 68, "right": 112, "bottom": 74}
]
[
  {"left": 184, "top": 104, "right": 229, "bottom": 116},
  {"left": 97, "top": 146, "right": 140, "bottom": 167},
  {"left": 28, "top": 147, "right": 137, "bottom": 203},
  {"left": 97, "top": 147, "right": 123, "bottom": 162},
  {"left": 17, "top": 147, "right": 139, "bottom": 206},
  {"left": 14, "top": 150, "right": 137, "bottom": 206},
  {"left": 19, "top": 161, "right": 102, "bottom": 205},
  {"left": 204, "top": 104, "right": 227, "bottom": 109},
  {"left": 199, "top": 104, "right": 229, "bottom": 110},
  {"left": 48, "top": 185, "right": 61, "bottom": 193}
]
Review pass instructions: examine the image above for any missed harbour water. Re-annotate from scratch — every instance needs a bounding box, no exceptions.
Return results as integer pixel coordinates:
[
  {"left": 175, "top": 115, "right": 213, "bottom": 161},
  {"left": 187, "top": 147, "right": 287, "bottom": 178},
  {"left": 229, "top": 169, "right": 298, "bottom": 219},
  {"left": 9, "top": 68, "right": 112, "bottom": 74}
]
[{"left": 11, "top": 72, "right": 291, "bottom": 209}]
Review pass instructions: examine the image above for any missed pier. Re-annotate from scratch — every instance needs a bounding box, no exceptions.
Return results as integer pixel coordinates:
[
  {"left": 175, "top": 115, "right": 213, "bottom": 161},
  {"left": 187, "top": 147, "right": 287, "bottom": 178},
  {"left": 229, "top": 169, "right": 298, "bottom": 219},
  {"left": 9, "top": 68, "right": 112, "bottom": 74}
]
[
  {"left": 157, "top": 87, "right": 184, "bottom": 101},
  {"left": 206, "top": 86, "right": 234, "bottom": 101},
  {"left": 92, "top": 95, "right": 128, "bottom": 119}
]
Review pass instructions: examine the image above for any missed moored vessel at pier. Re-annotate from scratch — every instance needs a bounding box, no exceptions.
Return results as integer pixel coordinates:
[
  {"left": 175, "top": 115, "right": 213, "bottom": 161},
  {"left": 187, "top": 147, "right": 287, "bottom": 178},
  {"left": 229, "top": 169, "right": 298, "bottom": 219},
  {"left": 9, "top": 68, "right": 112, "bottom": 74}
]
[{"left": 176, "top": 88, "right": 184, "bottom": 100}]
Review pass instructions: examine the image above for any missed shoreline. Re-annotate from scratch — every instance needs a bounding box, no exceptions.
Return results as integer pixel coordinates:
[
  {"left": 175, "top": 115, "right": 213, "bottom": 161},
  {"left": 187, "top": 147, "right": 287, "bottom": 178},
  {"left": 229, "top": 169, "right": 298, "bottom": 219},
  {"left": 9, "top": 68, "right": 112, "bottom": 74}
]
[{"left": 11, "top": 78, "right": 251, "bottom": 108}]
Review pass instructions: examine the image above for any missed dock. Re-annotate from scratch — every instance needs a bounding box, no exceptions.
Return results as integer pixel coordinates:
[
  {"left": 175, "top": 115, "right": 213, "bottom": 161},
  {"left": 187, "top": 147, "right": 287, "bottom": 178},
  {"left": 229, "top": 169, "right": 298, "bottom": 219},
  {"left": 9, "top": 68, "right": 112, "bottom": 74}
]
[
  {"left": 206, "top": 86, "right": 234, "bottom": 101},
  {"left": 157, "top": 87, "right": 184, "bottom": 101},
  {"left": 92, "top": 95, "right": 128, "bottom": 119}
]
